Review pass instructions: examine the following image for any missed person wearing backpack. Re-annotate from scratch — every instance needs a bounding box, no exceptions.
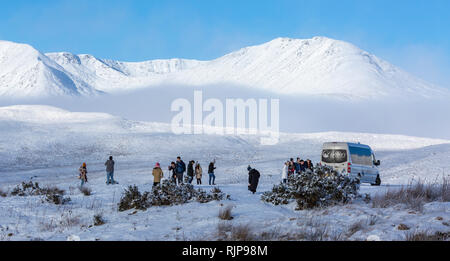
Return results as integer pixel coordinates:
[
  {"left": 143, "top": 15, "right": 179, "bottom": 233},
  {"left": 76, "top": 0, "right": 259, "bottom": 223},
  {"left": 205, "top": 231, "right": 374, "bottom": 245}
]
[
  {"left": 175, "top": 156, "right": 186, "bottom": 185},
  {"left": 187, "top": 160, "right": 195, "bottom": 184},
  {"left": 208, "top": 160, "right": 216, "bottom": 185},
  {"left": 152, "top": 162, "right": 164, "bottom": 186},
  {"left": 79, "top": 162, "right": 88, "bottom": 188}
]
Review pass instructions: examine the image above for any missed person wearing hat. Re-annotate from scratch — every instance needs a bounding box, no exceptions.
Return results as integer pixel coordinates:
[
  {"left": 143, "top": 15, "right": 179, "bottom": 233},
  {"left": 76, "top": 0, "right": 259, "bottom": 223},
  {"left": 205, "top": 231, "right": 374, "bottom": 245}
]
[
  {"left": 152, "top": 162, "right": 164, "bottom": 187},
  {"left": 247, "top": 165, "right": 260, "bottom": 194},
  {"left": 79, "top": 162, "right": 88, "bottom": 187}
]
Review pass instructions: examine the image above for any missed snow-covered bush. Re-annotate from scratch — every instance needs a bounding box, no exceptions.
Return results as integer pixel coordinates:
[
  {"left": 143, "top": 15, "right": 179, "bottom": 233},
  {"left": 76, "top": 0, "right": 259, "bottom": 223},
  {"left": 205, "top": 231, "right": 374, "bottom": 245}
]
[
  {"left": 196, "top": 186, "right": 229, "bottom": 203},
  {"left": 261, "top": 165, "right": 360, "bottom": 210},
  {"left": 118, "top": 185, "right": 151, "bottom": 211},
  {"left": 11, "top": 181, "right": 43, "bottom": 196},
  {"left": 118, "top": 180, "right": 230, "bottom": 212},
  {"left": 45, "top": 193, "right": 71, "bottom": 205},
  {"left": 149, "top": 181, "right": 197, "bottom": 206},
  {"left": 10, "top": 181, "right": 71, "bottom": 205}
]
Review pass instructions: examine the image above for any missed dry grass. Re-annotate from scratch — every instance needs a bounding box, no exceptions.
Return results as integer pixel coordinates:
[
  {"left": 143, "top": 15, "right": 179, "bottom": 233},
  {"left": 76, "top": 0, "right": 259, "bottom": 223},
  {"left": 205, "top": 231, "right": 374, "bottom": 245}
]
[
  {"left": 406, "top": 230, "right": 450, "bottom": 241},
  {"left": 367, "top": 215, "right": 379, "bottom": 226},
  {"left": 80, "top": 186, "right": 92, "bottom": 196},
  {"left": 218, "top": 205, "right": 233, "bottom": 220},
  {"left": 39, "top": 219, "right": 58, "bottom": 232},
  {"left": 216, "top": 222, "right": 232, "bottom": 240},
  {"left": 347, "top": 220, "right": 365, "bottom": 237},
  {"left": 59, "top": 211, "right": 81, "bottom": 228},
  {"left": 230, "top": 224, "right": 254, "bottom": 241},
  {"left": 372, "top": 177, "right": 450, "bottom": 211},
  {"left": 397, "top": 224, "right": 410, "bottom": 231},
  {"left": 0, "top": 188, "right": 7, "bottom": 197},
  {"left": 259, "top": 228, "right": 283, "bottom": 241},
  {"left": 214, "top": 221, "right": 348, "bottom": 241},
  {"left": 216, "top": 223, "right": 256, "bottom": 241},
  {"left": 93, "top": 214, "right": 105, "bottom": 226},
  {"left": 441, "top": 176, "right": 450, "bottom": 201}
]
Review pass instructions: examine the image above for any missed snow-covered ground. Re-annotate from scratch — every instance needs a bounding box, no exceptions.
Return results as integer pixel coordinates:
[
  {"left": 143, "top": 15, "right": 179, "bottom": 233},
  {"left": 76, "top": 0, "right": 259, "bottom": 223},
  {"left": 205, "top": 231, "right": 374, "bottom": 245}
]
[{"left": 0, "top": 105, "right": 449, "bottom": 241}]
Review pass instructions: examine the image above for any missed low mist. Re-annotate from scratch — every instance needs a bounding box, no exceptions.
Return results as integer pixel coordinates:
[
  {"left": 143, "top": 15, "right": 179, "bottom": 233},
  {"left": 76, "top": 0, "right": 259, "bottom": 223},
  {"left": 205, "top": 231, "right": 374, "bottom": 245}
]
[{"left": 1, "top": 84, "right": 449, "bottom": 140}]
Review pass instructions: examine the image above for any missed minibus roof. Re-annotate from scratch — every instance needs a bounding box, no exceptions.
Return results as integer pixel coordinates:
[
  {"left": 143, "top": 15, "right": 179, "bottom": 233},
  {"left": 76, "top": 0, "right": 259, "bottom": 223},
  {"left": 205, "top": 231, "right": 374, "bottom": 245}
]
[{"left": 323, "top": 142, "right": 371, "bottom": 150}]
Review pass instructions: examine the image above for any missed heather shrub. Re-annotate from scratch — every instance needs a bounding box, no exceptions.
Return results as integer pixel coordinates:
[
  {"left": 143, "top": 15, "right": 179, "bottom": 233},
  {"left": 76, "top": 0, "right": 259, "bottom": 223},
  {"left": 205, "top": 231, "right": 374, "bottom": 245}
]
[
  {"left": 118, "top": 181, "right": 229, "bottom": 212},
  {"left": 10, "top": 181, "right": 70, "bottom": 205},
  {"left": 262, "top": 166, "right": 360, "bottom": 210}
]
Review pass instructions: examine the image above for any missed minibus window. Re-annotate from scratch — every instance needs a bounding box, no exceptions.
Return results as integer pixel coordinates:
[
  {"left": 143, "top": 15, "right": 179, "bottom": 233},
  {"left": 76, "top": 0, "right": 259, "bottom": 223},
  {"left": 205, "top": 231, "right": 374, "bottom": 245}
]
[
  {"left": 349, "top": 146, "right": 372, "bottom": 166},
  {"left": 322, "top": 149, "right": 347, "bottom": 163}
]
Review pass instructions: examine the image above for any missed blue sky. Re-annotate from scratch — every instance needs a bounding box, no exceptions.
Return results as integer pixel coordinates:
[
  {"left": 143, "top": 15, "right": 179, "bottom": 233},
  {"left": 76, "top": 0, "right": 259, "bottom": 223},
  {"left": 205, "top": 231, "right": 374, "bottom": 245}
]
[{"left": 1, "top": 0, "right": 449, "bottom": 87}]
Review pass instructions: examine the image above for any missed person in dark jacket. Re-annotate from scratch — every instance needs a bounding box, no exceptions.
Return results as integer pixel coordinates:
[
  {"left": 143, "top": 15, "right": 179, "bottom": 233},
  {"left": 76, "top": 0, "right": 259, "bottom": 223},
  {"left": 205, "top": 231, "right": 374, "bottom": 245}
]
[
  {"left": 288, "top": 161, "right": 295, "bottom": 177},
  {"left": 187, "top": 160, "right": 195, "bottom": 184},
  {"left": 168, "top": 162, "right": 177, "bottom": 183},
  {"left": 294, "top": 157, "right": 301, "bottom": 174},
  {"left": 208, "top": 160, "right": 216, "bottom": 185},
  {"left": 247, "top": 165, "right": 260, "bottom": 194},
  {"left": 306, "top": 159, "right": 314, "bottom": 171},
  {"left": 299, "top": 159, "right": 307, "bottom": 172},
  {"left": 175, "top": 156, "right": 186, "bottom": 185},
  {"left": 105, "top": 156, "right": 116, "bottom": 185}
]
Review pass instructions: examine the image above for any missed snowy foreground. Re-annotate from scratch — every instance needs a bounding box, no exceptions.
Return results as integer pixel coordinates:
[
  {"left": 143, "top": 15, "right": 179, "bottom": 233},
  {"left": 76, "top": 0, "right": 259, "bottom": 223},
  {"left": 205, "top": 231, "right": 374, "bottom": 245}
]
[{"left": 0, "top": 105, "right": 449, "bottom": 241}]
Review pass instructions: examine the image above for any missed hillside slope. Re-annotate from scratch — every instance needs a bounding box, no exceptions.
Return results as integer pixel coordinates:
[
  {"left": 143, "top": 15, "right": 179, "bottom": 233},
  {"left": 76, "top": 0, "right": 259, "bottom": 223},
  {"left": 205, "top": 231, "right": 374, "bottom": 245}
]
[{"left": 1, "top": 37, "right": 449, "bottom": 99}]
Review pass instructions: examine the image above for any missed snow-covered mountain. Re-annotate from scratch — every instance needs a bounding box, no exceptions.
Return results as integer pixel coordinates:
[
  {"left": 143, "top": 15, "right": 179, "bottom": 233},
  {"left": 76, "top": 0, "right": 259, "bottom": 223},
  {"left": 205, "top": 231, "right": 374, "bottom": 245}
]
[
  {"left": 1, "top": 37, "right": 449, "bottom": 99},
  {"left": 0, "top": 41, "right": 99, "bottom": 97}
]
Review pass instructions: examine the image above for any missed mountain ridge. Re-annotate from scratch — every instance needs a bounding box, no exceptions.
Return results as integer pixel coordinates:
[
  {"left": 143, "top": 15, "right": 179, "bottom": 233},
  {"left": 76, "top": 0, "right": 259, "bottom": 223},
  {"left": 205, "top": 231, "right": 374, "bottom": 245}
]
[{"left": 0, "top": 37, "right": 449, "bottom": 100}]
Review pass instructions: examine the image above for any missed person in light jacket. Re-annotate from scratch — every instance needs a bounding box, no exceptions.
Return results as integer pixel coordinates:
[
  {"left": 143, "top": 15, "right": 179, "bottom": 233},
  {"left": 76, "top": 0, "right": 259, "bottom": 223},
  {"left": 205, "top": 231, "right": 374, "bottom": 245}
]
[
  {"left": 152, "top": 162, "right": 164, "bottom": 186},
  {"left": 195, "top": 162, "right": 203, "bottom": 185},
  {"left": 281, "top": 161, "right": 288, "bottom": 183}
]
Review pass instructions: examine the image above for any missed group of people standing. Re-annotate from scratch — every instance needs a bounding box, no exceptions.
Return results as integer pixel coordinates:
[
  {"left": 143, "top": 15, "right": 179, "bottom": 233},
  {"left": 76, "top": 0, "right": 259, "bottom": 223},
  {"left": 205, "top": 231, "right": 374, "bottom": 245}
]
[
  {"left": 281, "top": 157, "right": 314, "bottom": 183},
  {"left": 78, "top": 156, "right": 117, "bottom": 187},
  {"left": 78, "top": 156, "right": 262, "bottom": 195},
  {"left": 78, "top": 156, "right": 218, "bottom": 188},
  {"left": 164, "top": 157, "right": 217, "bottom": 186}
]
